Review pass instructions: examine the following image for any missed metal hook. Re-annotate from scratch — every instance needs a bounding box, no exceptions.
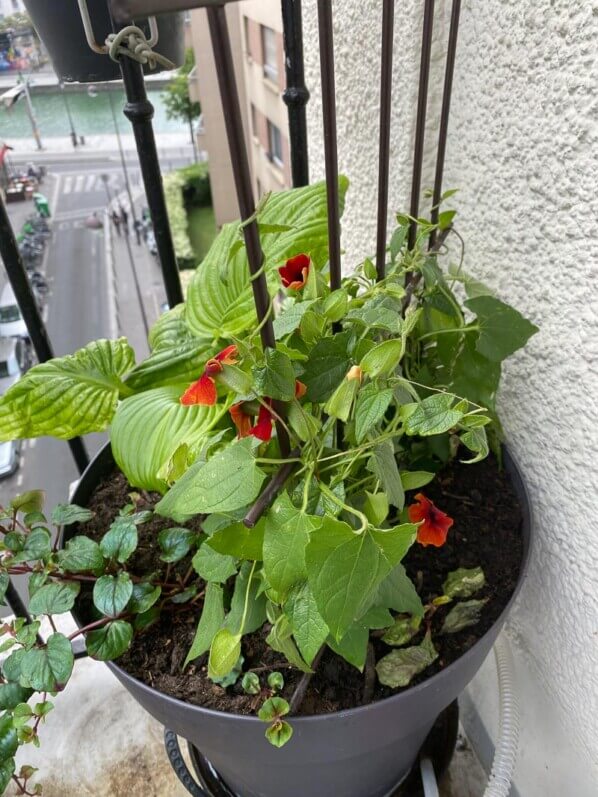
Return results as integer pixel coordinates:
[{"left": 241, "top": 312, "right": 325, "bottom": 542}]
[{"left": 76, "top": 0, "right": 159, "bottom": 55}]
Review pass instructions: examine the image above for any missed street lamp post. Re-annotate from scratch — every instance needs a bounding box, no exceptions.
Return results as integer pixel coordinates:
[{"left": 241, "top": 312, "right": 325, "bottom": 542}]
[
  {"left": 107, "top": 90, "right": 141, "bottom": 245},
  {"left": 17, "top": 74, "right": 43, "bottom": 151},
  {"left": 59, "top": 81, "right": 79, "bottom": 148}
]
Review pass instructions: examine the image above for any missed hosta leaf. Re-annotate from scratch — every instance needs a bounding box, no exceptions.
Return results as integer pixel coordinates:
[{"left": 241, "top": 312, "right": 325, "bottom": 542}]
[
  {"left": 148, "top": 304, "right": 197, "bottom": 351},
  {"left": 0, "top": 338, "right": 135, "bottom": 441},
  {"left": 125, "top": 340, "right": 212, "bottom": 393},
  {"left": 376, "top": 632, "right": 438, "bottom": 687},
  {"left": 184, "top": 582, "right": 225, "bottom": 667},
  {"left": 186, "top": 178, "right": 349, "bottom": 339},
  {"left": 465, "top": 296, "right": 538, "bottom": 362},
  {"left": 111, "top": 385, "right": 227, "bottom": 493},
  {"left": 156, "top": 440, "right": 266, "bottom": 522}
]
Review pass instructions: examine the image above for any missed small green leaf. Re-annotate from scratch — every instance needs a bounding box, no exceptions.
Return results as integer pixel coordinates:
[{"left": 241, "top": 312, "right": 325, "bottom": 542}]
[
  {"left": 207, "top": 520, "right": 265, "bottom": 561},
  {"left": 327, "top": 623, "right": 369, "bottom": 670},
  {"left": 21, "top": 528, "right": 52, "bottom": 560},
  {"left": 58, "top": 536, "right": 104, "bottom": 572},
  {"left": 208, "top": 629, "right": 241, "bottom": 679},
  {"left": 465, "top": 296, "right": 538, "bottom": 362},
  {"left": 267, "top": 671, "right": 284, "bottom": 692},
  {"left": 253, "top": 350, "right": 296, "bottom": 401},
  {"left": 225, "top": 563, "right": 267, "bottom": 635},
  {"left": 441, "top": 599, "right": 488, "bottom": 634},
  {"left": 443, "top": 567, "right": 486, "bottom": 599},
  {"left": 185, "top": 583, "right": 225, "bottom": 667},
  {"left": 86, "top": 620, "right": 133, "bottom": 660},
  {"left": 15, "top": 621, "right": 41, "bottom": 649},
  {"left": 258, "top": 696, "right": 290, "bottom": 722},
  {"left": 265, "top": 720, "right": 293, "bottom": 748},
  {"left": 266, "top": 615, "right": 311, "bottom": 673},
  {"left": 323, "top": 376, "right": 359, "bottom": 422},
  {"left": 381, "top": 615, "right": 422, "bottom": 647},
  {"left": 158, "top": 527, "right": 196, "bottom": 563},
  {"left": 0, "top": 714, "right": 17, "bottom": 762},
  {"left": 29, "top": 582, "right": 80, "bottom": 616},
  {"left": 360, "top": 339, "right": 404, "bottom": 377},
  {"left": 192, "top": 545, "right": 237, "bottom": 583},
  {"left": 376, "top": 632, "right": 438, "bottom": 687},
  {"left": 273, "top": 300, "right": 315, "bottom": 339},
  {"left": 100, "top": 519, "right": 138, "bottom": 564},
  {"left": 20, "top": 633, "right": 74, "bottom": 691},
  {"left": 10, "top": 490, "right": 45, "bottom": 514},
  {"left": 0, "top": 573, "right": 9, "bottom": 606},
  {"left": 302, "top": 332, "right": 352, "bottom": 402},
  {"left": 363, "top": 492, "right": 389, "bottom": 527},
  {"left": 0, "top": 683, "right": 32, "bottom": 710},
  {"left": 400, "top": 471, "right": 435, "bottom": 491},
  {"left": 354, "top": 385, "right": 393, "bottom": 443},
  {"left": 284, "top": 581, "right": 329, "bottom": 666},
  {"left": 128, "top": 582, "right": 162, "bottom": 614},
  {"left": 241, "top": 672, "right": 261, "bottom": 694},
  {"left": 403, "top": 394, "right": 464, "bottom": 437},
  {"left": 368, "top": 441, "right": 404, "bottom": 509},
  {"left": 0, "top": 758, "right": 15, "bottom": 793},
  {"left": 374, "top": 565, "right": 424, "bottom": 618},
  {"left": 323, "top": 290, "right": 348, "bottom": 322},
  {"left": 93, "top": 573, "right": 133, "bottom": 617},
  {"left": 51, "top": 504, "right": 94, "bottom": 526}
]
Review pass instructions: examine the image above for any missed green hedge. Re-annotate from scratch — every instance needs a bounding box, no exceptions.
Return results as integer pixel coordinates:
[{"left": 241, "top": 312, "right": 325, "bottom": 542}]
[
  {"left": 178, "top": 162, "right": 212, "bottom": 208},
  {"left": 163, "top": 170, "right": 196, "bottom": 269}
]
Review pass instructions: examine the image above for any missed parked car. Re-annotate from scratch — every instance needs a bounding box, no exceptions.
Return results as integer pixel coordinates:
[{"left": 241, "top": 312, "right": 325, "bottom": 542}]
[
  {"left": 0, "top": 337, "right": 23, "bottom": 394},
  {"left": 0, "top": 439, "right": 21, "bottom": 480},
  {"left": 0, "top": 284, "right": 28, "bottom": 339}
]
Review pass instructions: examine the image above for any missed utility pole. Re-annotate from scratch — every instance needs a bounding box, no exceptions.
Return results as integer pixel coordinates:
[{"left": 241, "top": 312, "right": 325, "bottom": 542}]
[
  {"left": 18, "top": 74, "right": 42, "bottom": 151},
  {"left": 108, "top": 90, "right": 141, "bottom": 245},
  {"left": 59, "top": 81, "right": 79, "bottom": 148}
]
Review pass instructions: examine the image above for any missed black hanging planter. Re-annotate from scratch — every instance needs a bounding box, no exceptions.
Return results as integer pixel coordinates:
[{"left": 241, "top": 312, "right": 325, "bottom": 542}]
[
  {"left": 23, "top": 0, "right": 185, "bottom": 82},
  {"left": 64, "top": 442, "right": 533, "bottom": 797}
]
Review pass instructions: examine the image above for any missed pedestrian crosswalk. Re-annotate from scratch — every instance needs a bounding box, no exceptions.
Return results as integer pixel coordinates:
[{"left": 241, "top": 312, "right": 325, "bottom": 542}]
[{"left": 60, "top": 170, "right": 142, "bottom": 195}]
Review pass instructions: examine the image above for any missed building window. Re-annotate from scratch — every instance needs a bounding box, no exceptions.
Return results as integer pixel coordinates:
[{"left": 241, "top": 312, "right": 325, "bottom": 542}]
[
  {"left": 256, "top": 178, "right": 262, "bottom": 199},
  {"left": 261, "top": 25, "right": 278, "bottom": 82},
  {"left": 244, "top": 16, "right": 251, "bottom": 59},
  {"left": 267, "top": 121, "right": 283, "bottom": 168},
  {"left": 11, "top": 0, "right": 19, "bottom": 10},
  {"left": 250, "top": 104, "right": 258, "bottom": 139}
]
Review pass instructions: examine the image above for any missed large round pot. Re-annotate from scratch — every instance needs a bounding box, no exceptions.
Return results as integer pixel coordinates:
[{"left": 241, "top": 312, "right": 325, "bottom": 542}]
[
  {"left": 23, "top": 0, "right": 184, "bottom": 82},
  {"left": 66, "top": 442, "right": 532, "bottom": 797}
]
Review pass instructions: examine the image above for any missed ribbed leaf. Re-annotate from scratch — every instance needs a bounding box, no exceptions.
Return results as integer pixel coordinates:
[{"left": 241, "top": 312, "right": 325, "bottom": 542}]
[
  {"left": 186, "top": 178, "right": 349, "bottom": 339},
  {"left": 125, "top": 340, "right": 212, "bottom": 392},
  {"left": 111, "top": 385, "right": 227, "bottom": 492},
  {"left": 0, "top": 338, "right": 135, "bottom": 441}
]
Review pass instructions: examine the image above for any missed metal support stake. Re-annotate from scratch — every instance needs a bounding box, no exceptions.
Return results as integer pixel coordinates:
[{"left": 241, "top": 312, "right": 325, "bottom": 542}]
[
  {"left": 114, "top": 50, "right": 184, "bottom": 309},
  {"left": 375, "top": 0, "right": 395, "bottom": 281},
  {"left": 281, "top": 0, "right": 310, "bottom": 188}
]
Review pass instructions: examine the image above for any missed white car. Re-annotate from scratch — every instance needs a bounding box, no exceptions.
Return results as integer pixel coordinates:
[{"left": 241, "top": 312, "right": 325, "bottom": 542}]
[
  {"left": 0, "top": 337, "right": 22, "bottom": 394},
  {"left": 0, "top": 284, "right": 28, "bottom": 339},
  {"left": 0, "top": 440, "right": 20, "bottom": 480}
]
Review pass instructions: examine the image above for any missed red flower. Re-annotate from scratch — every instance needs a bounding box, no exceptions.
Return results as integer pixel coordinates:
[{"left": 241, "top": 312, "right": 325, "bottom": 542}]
[
  {"left": 279, "top": 253, "right": 310, "bottom": 290},
  {"left": 407, "top": 493, "right": 454, "bottom": 548},
  {"left": 295, "top": 380, "right": 307, "bottom": 399},
  {"left": 180, "top": 345, "right": 238, "bottom": 406},
  {"left": 229, "top": 401, "right": 274, "bottom": 442}
]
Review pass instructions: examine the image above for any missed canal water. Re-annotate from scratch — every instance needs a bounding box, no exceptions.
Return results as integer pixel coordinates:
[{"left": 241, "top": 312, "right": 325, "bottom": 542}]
[{"left": 0, "top": 87, "right": 182, "bottom": 139}]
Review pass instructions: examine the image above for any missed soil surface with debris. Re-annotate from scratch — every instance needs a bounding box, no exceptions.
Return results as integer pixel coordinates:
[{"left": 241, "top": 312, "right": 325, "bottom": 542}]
[{"left": 74, "top": 453, "right": 524, "bottom": 716}]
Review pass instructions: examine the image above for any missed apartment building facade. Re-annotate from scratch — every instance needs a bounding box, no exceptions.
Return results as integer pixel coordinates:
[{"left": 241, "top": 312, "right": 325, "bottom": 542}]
[{"left": 189, "top": 0, "right": 292, "bottom": 227}]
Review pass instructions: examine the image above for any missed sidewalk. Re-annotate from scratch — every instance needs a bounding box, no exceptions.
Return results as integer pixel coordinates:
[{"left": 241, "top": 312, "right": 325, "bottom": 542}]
[{"left": 6, "top": 133, "right": 196, "bottom": 160}]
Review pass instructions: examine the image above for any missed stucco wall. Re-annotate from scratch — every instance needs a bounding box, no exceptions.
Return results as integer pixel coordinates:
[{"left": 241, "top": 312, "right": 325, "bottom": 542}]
[{"left": 302, "top": 0, "right": 598, "bottom": 793}]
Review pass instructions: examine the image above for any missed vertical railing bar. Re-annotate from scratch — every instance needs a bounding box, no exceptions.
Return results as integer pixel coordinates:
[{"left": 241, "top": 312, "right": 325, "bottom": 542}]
[
  {"left": 375, "top": 0, "right": 396, "bottom": 281},
  {"left": 407, "top": 0, "right": 435, "bottom": 252},
  {"left": 429, "top": 0, "right": 461, "bottom": 249},
  {"left": 281, "top": 0, "right": 310, "bottom": 188},
  {"left": 316, "top": 0, "right": 341, "bottom": 292},
  {"left": 206, "top": 5, "right": 289, "bottom": 456},
  {"left": 0, "top": 198, "right": 90, "bottom": 475}
]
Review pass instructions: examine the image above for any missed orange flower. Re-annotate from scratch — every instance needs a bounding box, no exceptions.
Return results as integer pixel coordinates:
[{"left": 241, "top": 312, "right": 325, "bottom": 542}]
[
  {"left": 407, "top": 493, "right": 454, "bottom": 548},
  {"left": 229, "top": 401, "right": 274, "bottom": 442},
  {"left": 180, "top": 345, "right": 238, "bottom": 406},
  {"left": 251, "top": 403, "right": 274, "bottom": 442},
  {"left": 229, "top": 403, "right": 253, "bottom": 438},
  {"left": 295, "top": 380, "right": 307, "bottom": 399},
  {"left": 279, "top": 253, "right": 310, "bottom": 290}
]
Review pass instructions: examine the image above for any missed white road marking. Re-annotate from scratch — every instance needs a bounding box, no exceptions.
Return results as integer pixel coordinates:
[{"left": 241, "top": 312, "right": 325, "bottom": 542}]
[
  {"left": 28, "top": 439, "right": 37, "bottom": 450},
  {"left": 74, "top": 175, "right": 85, "bottom": 193},
  {"left": 85, "top": 174, "right": 97, "bottom": 192},
  {"left": 62, "top": 175, "right": 73, "bottom": 194},
  {"left": 16, "top": 473, "right": 23, "bottom": 487}
]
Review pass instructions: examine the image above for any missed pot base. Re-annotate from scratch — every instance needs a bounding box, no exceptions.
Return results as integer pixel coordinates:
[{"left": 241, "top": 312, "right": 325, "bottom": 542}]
[{"left": 166, "top": 700, "right": 459, "bottom": 797}]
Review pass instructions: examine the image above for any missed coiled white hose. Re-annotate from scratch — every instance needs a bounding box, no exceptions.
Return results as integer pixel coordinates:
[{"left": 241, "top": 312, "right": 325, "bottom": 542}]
[{"left": 483, "top": 634, "right": 520, "bottom": 797}]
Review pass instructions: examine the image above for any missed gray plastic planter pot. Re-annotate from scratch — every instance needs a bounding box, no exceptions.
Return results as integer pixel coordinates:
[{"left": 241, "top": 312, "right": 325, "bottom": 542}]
[
  {"left": 66, "top": 442, "right": 532, "bottom": 797},
  {"left": 23, "top": 0, "right": 184, "bottom": 83}
]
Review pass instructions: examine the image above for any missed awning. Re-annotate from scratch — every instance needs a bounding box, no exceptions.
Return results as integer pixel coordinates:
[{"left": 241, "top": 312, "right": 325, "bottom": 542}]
[{"left": 0, "top": 85, "right": 26, "bottom": 110}]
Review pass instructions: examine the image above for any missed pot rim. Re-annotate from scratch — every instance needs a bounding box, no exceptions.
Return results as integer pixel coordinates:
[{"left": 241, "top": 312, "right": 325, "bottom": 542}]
[{"left": 70, "top": 442, "right": 533, "bottom": 727}]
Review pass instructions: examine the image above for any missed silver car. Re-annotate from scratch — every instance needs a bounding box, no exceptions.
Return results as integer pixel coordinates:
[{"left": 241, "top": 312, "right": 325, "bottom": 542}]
[
  {"left": 0, "top": 337, "right": 22, "bottom": 394},
  {"left": 0, "top": 440, "right": 21, "bottom": 479}
]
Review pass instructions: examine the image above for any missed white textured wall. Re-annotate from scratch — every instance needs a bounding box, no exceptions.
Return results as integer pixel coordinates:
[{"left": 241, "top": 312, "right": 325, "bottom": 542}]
[{"left": 303, "top": 0, "right": 598, "bottom": 793}]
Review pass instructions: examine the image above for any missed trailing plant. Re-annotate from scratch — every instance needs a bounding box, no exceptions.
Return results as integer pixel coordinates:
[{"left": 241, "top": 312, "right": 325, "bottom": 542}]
[{"left": 0, "top": 178, "right": 537, "bottom": 781}]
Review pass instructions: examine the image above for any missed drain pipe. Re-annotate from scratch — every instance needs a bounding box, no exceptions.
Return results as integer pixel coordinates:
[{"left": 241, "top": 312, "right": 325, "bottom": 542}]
[{"left": 420, "top": 634, "right": 520, "bottom": 797}]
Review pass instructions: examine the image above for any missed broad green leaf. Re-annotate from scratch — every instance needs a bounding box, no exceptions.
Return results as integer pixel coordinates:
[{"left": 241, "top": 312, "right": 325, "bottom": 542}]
[
  {"left": 288, "top": 400, "right": 321, "bottom": 442},
  {"left": 125, "top": 340, "right": 211, "bottom": 393},
  {"left": 359, "top": 606, "right": 394, "bottom": 629},
  {"left": 441, "top": 599, "right": 488, "bottom": 634},
  {"left": 284, "top": 581, "right": 328, "bottom": 666},
  {"left": 111, "top": 385, "right": 227, "bottom": 493},
  {"left": 158, "top": 527, "right": 196, "bottom": 563},
  {"left": 360, "top": 339, "right": 404, "bottom": 377},
  {"left": 354, "top": 385, "right": 393, "bottom": 443},
  {"left": 258, "top": 696, "right": 290, "bottom": 721},
  {"left": 448, "top": 334, "right": 501, "bottom": 412},
  {"left": 465, "top": 296, "right": 538, "bottom": 362},
  {"left": 208, "top": 629, "right": 241, "bottom": 679},
  {"left": 128, "top": 582, "right": 162, "bottom": 614},
  {"left": 0, "top": 338, "right": 135, "bottom": 441},
  {"left": 323, "top": 290, "right": 349, "bottom": 322},
  {"left": 374, "top": 564, "right": 424, "bottom": 618},
  {"left": 156, "top": 440, "right": 266, "bottom": 522},
  {"left": 0, "top": 683, "right": 32, "bottom": 710},
  {"left": 51, "top": 504, "right": 94, "bottom": 526},
  {"left": 57, "top": 536, "right": 104, "bottom": 572},
  {"left": 443, "top": 567, "right": 486, "bottom": 599},
  {"left": 368, "top": 441, "right": 404, "bottom": 509},
  {"left": 14, "top": 528, "right": 51, "bottom": 562},
  {"left": 448, "top": 264, "right": 493, "bottom": 299},
  {"left": 370, "top": 525, "right": 417, "bottom": 568},
  {"left": 403, "top": 393, "right": 464, "bottom": 436},
  {"left": 148, "top": 304, "right": 196, "bottom": 351},
  {"left": 460, "top": 426, "right": 489, "bottom": 464},
  {"left": 192, "top": 545, "right": 237, "bottom": 583},
  {"left": 328, "top": 624, "right": 369, "bottom": 670},
  {"left": 265, "top": 721, "right": 293, "bottom": 748},
  {"left": 264, "top": 495, "right": 319, "bottom": 598},
  {"left": 0, "top": 714, "right": 17, "bottom": 762},
  {"left": 0, "top": 759, "right": 14, "bottom": 794},
  {"left": 29, "top": 582, "right": 80, "bottom": 616},
  {"left": 400, "top": 471, "right": 435, "bottom": 491},
  {"left": 225, "top": 562, "right": 267, "bottom": 634},
  {"left": 347, "top": 295, "right": 402, "bottom": 333},
  {"left": 20, "top": 633, "right": 74, "bottom": 691},
  {"left": 382, "top": 615, "right": 422, "bottom": 647},
  {"left": 184, "top": 582, "right": 225, "bottom": 667},
  {"left": 10, "top": 490, "right": 45, "bottom": 514},
  {"left": 324, "top": 376, "right": 359, "bottom": 422},
  {"left": 266, "top": 614, "right": 311, "bottom": 672},
  {"left": 186, "top": 178, "right": 349, "bottom": 339},
  {"left": 207, "top": 520, "right": 265, "bottom": 561},
  {"left": 273, "top": 300, "right": 315, "bottom": 339},
  {"left": 86, "top": 620, "right": 133, "bottom": 660},
  {"left": 376, "top": 632, "right": 438, "bottom": 687},
  {"left": 93, "top": 573, "right": 133, "bottom": 617},
  {"left": 363, "top": 492, "right": 389, "bottom": 526},
  {"left": 2, "top": 649, "right": 25, "bottom": 682},
  {"left": 100, "top": 519, "right": 138, "bottom": 564},
  {"left": 253, "top": 350, "right": 296, "bottom": 401},
  {"left": 302, "top": 332, "right": 352, "bottom": 402}
]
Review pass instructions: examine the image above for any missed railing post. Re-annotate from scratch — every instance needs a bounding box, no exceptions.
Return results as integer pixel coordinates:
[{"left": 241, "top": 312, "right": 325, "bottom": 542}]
[{"left": 281, "top": 0, "right": 310, "bottom": 188}]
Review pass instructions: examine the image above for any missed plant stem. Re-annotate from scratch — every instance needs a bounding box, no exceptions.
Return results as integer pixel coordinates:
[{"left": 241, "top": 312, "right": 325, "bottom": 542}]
[
  {"left": 289, "top": 645, "right": 326, "bottom": 714},
  {"left": 362, "top": 642, "right": 376, "bottom": 705},
  {"left": 417, "top": 325, "right": 479, "bottom": 343}
]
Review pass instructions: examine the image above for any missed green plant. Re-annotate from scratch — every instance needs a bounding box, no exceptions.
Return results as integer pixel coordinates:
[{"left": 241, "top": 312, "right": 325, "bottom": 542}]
[
  {"left": 163, "top": 170, "right": 196, "bottom": 268},
  {"left": 161, "top": 47, "right": 201, "bottom": 133},
  {"left": 0, "top": 178, "right": 537, "bottom": 775}
]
